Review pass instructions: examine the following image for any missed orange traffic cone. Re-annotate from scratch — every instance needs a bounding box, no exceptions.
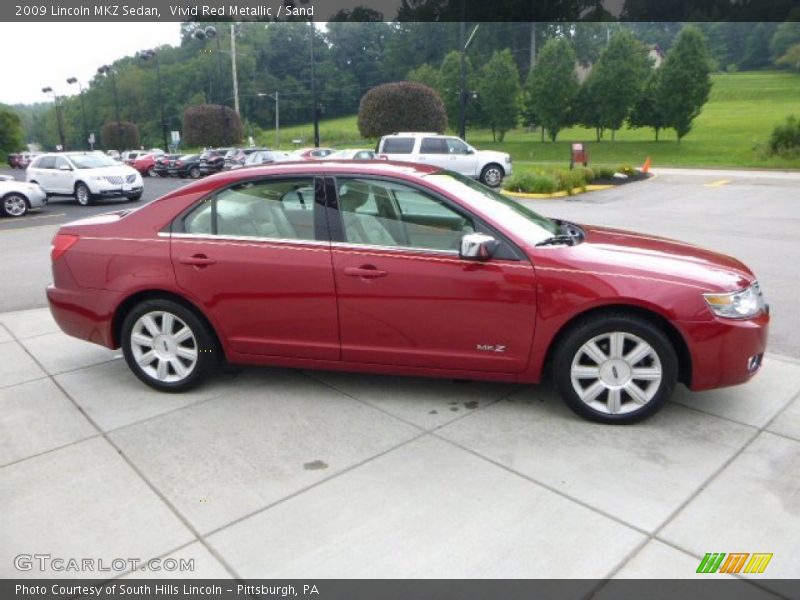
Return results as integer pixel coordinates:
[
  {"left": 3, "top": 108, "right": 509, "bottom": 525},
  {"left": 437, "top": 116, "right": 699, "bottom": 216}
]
[{"left": 642, "top": 156, "right": 651, "bottom": 173}]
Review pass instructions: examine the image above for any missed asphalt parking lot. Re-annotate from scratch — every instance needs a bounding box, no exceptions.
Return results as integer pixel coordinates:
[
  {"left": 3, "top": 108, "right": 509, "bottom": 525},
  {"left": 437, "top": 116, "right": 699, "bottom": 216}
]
[{"left": 1, "top": 167, "right": 799, "bottom": 587}]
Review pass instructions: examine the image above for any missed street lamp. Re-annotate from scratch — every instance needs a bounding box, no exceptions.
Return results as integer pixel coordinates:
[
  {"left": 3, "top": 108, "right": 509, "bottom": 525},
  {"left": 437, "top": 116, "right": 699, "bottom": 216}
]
[
  {"left": 97, "top": 64, "right": 123, "bottom": 153},
  {"left": 257, "top": 92, "right": 280, "bottom": 147},
  {"left": 41, "top": 86, "right": 66, "bottom": 151},
  {"left": 66, "top": 77, "right": 90, "bottom": 150},
  {"left": 136, "top": 49, "right": 169, "bottom": 152}
]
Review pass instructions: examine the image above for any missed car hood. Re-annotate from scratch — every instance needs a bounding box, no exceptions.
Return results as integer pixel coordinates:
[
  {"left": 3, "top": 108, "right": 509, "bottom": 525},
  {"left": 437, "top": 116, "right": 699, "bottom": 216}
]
[
  {"left": 477, "top": 149, "right": 510, "bottom": 161},
  {"left": 534, "top": 224, "right": 755, "bottom": 293}
]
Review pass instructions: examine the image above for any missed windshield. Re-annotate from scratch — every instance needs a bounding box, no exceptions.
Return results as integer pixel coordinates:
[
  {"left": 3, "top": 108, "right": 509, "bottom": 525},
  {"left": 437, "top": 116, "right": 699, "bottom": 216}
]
[
  {"left": 425, "top": 172, "right": 560, "bottom": 244},
  {"left": 69, "top": 154, "right": 119, "bottom": 169}
]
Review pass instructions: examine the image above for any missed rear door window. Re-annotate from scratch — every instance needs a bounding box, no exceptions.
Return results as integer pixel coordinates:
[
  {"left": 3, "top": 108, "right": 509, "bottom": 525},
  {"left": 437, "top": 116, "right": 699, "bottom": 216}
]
[
  {"left": 381, "top": 138, "right": 414, "bottom": 154},
  {"left": 420, "top": 138, "right": 448, "bottom": 154}
]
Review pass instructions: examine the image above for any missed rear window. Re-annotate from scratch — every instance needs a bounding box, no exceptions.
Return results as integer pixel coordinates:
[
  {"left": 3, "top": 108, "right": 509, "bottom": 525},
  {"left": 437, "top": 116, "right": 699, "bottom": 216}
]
[{"left": 381, "top": 137, "right": 414, "bottom": 154}]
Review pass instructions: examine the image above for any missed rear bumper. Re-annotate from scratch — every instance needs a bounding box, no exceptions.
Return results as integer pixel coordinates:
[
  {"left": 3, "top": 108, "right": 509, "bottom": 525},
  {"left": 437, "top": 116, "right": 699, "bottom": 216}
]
[
  {"left": 678, "top": 311, "right": 769, "bottom": 391},
  {"left": 46, "top": 284, "right": 119, "bottom": 349}
]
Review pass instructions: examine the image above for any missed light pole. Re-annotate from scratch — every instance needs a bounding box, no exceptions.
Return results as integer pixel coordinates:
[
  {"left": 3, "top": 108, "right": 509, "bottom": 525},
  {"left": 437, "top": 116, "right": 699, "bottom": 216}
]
[
  {"left": 41, "top": 86, "right": 66, "bottom": 151},
  {"left": 136, "top": 49, "right": 169, "bottom": 152},
  {"left": 97, "top": 65, "right": 123, "bottom": 152},
  {"left": 257, "top": 92, "right": 279, "bottom": 147},
  {"left": 194, "top": 25, "right": 229, "bottom": 145},
  {"left": 459, "top": 23, "right": 480, "bottom": 141},
  {"left": 66, "top": 78, "right": 89, "bottom": 150},
  {"left": 309, "top": 20, "right": 319, "bottom": 148}
]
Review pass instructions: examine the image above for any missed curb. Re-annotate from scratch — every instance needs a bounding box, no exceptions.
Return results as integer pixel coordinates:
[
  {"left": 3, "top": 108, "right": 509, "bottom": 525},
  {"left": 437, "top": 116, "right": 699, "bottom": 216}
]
[{"left": 502, "top": 184, "right": 615, "bottom": 200}]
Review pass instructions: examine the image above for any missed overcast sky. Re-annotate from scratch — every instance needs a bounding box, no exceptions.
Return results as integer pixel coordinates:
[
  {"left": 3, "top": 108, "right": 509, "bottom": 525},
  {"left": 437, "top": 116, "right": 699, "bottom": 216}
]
[{"left": 0, "top": 23, "right": 182, "bottom": 105}]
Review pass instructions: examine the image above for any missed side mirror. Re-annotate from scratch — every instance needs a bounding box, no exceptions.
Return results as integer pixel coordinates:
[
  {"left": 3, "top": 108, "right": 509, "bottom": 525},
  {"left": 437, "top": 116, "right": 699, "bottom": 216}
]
[
  {"left": 460, "top": 233, "right": 499, "bottom": 261},
  {"left": 465, "top": 148, "right": 475, "bottom": 155}
]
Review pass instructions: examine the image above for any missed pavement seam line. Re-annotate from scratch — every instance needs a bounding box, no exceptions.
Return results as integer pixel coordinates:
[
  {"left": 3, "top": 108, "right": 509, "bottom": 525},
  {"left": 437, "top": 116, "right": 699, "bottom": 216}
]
[
  {"left": 302, "top": 369, "right": 526, "bottom": 435},
  {"left": 200, "top": 430, "right": 431, "bottom": 541},
  {"left": 6, "top": 327, "right": 242, "bottom": 581}
]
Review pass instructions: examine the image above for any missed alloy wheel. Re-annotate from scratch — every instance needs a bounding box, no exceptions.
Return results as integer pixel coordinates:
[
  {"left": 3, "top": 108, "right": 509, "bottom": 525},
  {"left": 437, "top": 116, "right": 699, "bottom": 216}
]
[
  {"left": 3, "top": 194, "right": 28, "bottom": 217},
  {"left": 569, "top": 331, "right": 662, "bottom": 415},
  {"left": 130, "top": 311, "right": 199, "bottom": 383}
]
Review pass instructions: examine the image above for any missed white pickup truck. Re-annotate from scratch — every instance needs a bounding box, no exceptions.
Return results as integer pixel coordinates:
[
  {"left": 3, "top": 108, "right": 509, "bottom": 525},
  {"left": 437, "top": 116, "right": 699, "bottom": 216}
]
[{"left": 376, "top": 132, "right": 512, "bottom": 187}]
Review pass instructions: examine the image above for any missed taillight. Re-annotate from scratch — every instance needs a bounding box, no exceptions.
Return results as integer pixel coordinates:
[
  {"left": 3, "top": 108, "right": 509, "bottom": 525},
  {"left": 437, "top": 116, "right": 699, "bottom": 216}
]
[{"left": 51, "top": 234, "right": 79, "bottom": 261}]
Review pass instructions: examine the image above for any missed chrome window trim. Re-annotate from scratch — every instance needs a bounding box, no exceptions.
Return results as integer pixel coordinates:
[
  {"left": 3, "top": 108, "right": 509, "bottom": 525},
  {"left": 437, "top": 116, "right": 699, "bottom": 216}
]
[
  {"left": 330, "top": 241, "right": 459, "bottom": 256},
  {"left": 160, "top": 231, "right": 329, "bottom": 247}
]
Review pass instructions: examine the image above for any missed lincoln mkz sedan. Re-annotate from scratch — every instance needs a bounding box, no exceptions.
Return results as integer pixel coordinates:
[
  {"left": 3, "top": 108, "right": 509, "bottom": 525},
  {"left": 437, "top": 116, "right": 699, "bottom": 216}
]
[{"left": 47, "top": 162, "right": 769, "bottom": 423}]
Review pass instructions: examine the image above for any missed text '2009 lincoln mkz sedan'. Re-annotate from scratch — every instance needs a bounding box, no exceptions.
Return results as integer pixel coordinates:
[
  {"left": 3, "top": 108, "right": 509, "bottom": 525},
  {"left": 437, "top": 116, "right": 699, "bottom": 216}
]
[{"left": 47, "top": 161, "right": 769, "bottom": 423}]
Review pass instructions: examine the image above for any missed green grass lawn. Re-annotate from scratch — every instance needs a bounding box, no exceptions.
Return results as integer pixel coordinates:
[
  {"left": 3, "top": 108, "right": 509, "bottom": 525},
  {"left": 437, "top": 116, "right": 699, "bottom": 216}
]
[{"left": 265, "top": 71, "right": 800, "bottom": 171}]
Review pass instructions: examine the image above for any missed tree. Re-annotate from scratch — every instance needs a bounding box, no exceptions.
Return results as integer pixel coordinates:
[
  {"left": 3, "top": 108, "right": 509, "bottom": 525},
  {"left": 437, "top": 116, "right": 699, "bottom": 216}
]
[
  {"left": 771, "top": 21, "right": 800, "bottom": 61},
  {"left": 476, "top": 50, "right": 521, "bottom": 142},
  {"left": 777, "top": 44, "right": 800, "bottom": 72},
  {"left": 100, "top": 121, "right": 140, "bottom": 151},
  {"left": 439, "top": 50, "right": 474, "bottom": 130},
  {"left": 357, "top": 81, "right": 447, "bottom": 138},
  {"left": 585, "top": 29, "right": 651, "bottom": 141},
  {"left": 524, "top": 37, "right": 579, "bottom": 141},
  {"left": 407, "top": 63, "right": 444, "bottom": 96},
  {"left": 182, "top": 105, "right": 242, "bottom": 147},
  {"left": 628, "top": 69, "right": 668, "bottom": 141},
  {"left": 657, "top": 26, "right": 713, "bottom": 142},
  {"left": 0, "top": 107, "right": 26, "bottom": 159},
  {"left": 741, "top": 23, "right": 774, "bottom": 70}
]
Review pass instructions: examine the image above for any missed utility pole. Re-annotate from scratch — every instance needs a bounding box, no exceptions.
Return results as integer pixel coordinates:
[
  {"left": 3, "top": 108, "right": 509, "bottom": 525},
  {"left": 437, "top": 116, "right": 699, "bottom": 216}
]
[
  {"left": 231, "top": 24, "right": 240, "bottom": 115},
  {"left": 310, "top": 20, "right": 319, "bottom": 147},
  {"left": 459, "top": 18, "right": 467, "bottom": 141}
]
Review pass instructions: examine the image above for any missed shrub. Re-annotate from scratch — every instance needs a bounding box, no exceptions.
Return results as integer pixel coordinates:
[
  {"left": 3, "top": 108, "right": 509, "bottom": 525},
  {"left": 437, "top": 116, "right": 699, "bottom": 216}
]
[
  {"left": 767, "top": 115, "right": 800, "bottom": 156},
  {"left": 182, "top": 104, "right": 243, "bottom": 147},
  {"left": 595, "top": 166, "right": 616, "bottom": 179},
  {"left": 503, "top": 172, "right": 558, "bottom": 194},
  {"left": 574, "top": 166, "right": 596, "bottom": 183},
  {"left": 357, "top": 82, "right": 447, "bottom": 139},
  {"left": 554, "top": 169, "right": 588, "bottom": 195},
  {"left": 617, "top": 164, "right": 638, "bottom": 178},
  {"left": 100, "top": 121, "right": 140, "bottom": 151}
]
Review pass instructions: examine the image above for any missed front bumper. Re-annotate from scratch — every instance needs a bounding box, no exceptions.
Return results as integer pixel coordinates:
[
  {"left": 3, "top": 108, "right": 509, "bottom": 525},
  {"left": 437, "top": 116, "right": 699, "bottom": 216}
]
[{"left": 677, "top": 311, "right": 769, "bottom": 391}]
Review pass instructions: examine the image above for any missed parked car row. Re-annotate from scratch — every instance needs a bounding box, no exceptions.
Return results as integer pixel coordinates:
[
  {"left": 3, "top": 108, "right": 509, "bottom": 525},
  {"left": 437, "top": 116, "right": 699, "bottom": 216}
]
[{"left": 7, "top": 152, "right": 42, "bottom": 170}]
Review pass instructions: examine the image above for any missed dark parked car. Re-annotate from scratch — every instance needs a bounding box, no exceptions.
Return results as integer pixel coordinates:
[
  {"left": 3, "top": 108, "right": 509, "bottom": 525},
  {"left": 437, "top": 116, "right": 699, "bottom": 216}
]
[
  {"left": 47, "top": 161, "right": 768, "bottom": 424},
  {"left": 168, "top": 154, "right": 202, "bottom": 179},
  {"left": 153, "top": 154, "right": 182, "bottom": 177},
  {"left": 199, "top": 149, "right": 233, "bottom": 176}
]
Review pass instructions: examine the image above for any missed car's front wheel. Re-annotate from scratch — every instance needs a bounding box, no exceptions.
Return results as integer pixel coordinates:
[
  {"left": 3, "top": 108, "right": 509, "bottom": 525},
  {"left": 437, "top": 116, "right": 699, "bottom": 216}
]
[
  {"left": 147, "top": 167, "right": 157, "bottom": 177},
  {"left": 74, "top": 182, "right": 93, "bottom": 206},
  {"left": 121, "top": 299, "right": 219, "bottom": 392},
  {"left": 1, "top": 193, "right": 29, "bottom": 218},
  {"left": 479, "top": 163, "right": 505, "bottom": 188},
  {"left": 553, "top": 314, "right": 678, "bottom": 424},
  {"left": 189, "top": 167, "right": 201, "bottom": 179}
]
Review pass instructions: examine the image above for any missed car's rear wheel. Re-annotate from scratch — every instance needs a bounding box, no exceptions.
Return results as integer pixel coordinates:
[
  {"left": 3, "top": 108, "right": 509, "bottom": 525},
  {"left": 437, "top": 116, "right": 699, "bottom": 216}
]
[
  {"left": 553, "top": 314, "right": 677, "bottom": 424},
  {"left": 147, "top": 167, "right": 157, "bottom": 177},
  {"left": 74, "top": 182, "right": 93, "bottom": 206},
  {"left": 122, "top": 299, "right": 219, "bottom": 392},
  {"left": 1, "top": 193, "right": 29, "bottom": 218},
  {"left": 189, "top": 167, "right": 201, "bottom": 179},
  {"left": 480, "top": 163, "right": 505, "bottom": 188}
]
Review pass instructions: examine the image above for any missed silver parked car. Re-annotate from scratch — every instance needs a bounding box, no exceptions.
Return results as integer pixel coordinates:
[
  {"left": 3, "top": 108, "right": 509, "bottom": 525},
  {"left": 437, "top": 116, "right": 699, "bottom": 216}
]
[{"left": 0, "top": 175, "right": 47, "bottom": 218}]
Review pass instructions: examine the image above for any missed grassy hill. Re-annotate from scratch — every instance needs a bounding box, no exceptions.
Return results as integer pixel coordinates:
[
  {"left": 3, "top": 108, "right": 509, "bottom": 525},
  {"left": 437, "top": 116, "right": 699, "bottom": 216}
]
[{"left": 267, "top": 71, "right": 800, "bottom": 170}]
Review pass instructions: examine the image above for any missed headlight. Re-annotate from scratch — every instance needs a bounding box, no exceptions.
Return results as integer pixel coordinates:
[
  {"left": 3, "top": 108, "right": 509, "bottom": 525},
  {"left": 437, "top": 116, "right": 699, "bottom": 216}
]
[{"left": 703, "top": 282, "right": 765, "bottom": 319}]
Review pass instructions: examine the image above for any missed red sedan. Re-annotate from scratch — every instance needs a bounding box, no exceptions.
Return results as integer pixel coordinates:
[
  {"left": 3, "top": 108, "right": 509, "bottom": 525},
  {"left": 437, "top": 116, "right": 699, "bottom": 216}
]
[
  {"left": 132, "top": 153, "right": 159, "bottom": 177},
  {"left": 47, "top": 162, "right": 768, "bottom": 423}
]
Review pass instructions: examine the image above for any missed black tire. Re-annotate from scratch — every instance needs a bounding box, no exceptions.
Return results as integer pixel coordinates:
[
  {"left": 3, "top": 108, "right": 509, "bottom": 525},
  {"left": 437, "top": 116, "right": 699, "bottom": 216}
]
[
  {"left": 121, "top": 299, "right": 220, "bottom": 392},
  {"left": 189, "top": 166, "right": 201, "bottom": 179},
  {"left": 1, "top": 193, "right": 29, "bottom": 218},
  {"left": 480, "top": 163, "right": 505, "bottom": 188},
  {"left": 552, "top": 313, "right": 678, "bottom": 424},
  {"left": 74, "top": 182, "right": 94, "bottom": 206}
]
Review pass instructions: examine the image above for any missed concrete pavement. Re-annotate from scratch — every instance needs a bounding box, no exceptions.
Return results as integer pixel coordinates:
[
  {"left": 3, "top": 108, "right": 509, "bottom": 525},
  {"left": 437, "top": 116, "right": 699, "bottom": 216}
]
[{"left": 1, "top": 307, "right": 799, "bottom": 585}]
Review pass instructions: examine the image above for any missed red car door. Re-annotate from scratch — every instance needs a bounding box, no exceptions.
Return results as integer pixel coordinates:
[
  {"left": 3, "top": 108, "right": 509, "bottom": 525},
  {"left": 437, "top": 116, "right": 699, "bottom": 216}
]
[
  {"left": 328, "top": 176, "right": 537, "bottom": 373},
  {"left": 171, "top": 176, "right": 340, "bottom": 360}
]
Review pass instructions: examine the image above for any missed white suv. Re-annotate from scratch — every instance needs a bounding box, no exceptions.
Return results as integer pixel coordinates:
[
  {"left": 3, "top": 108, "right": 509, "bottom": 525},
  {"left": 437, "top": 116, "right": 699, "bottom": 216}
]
[
  {"left": 376, "top": 133, "right": 512, "bottom": 187},
  {"left": 27, "top": 152, "right": 143, "bottom": 206}
]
